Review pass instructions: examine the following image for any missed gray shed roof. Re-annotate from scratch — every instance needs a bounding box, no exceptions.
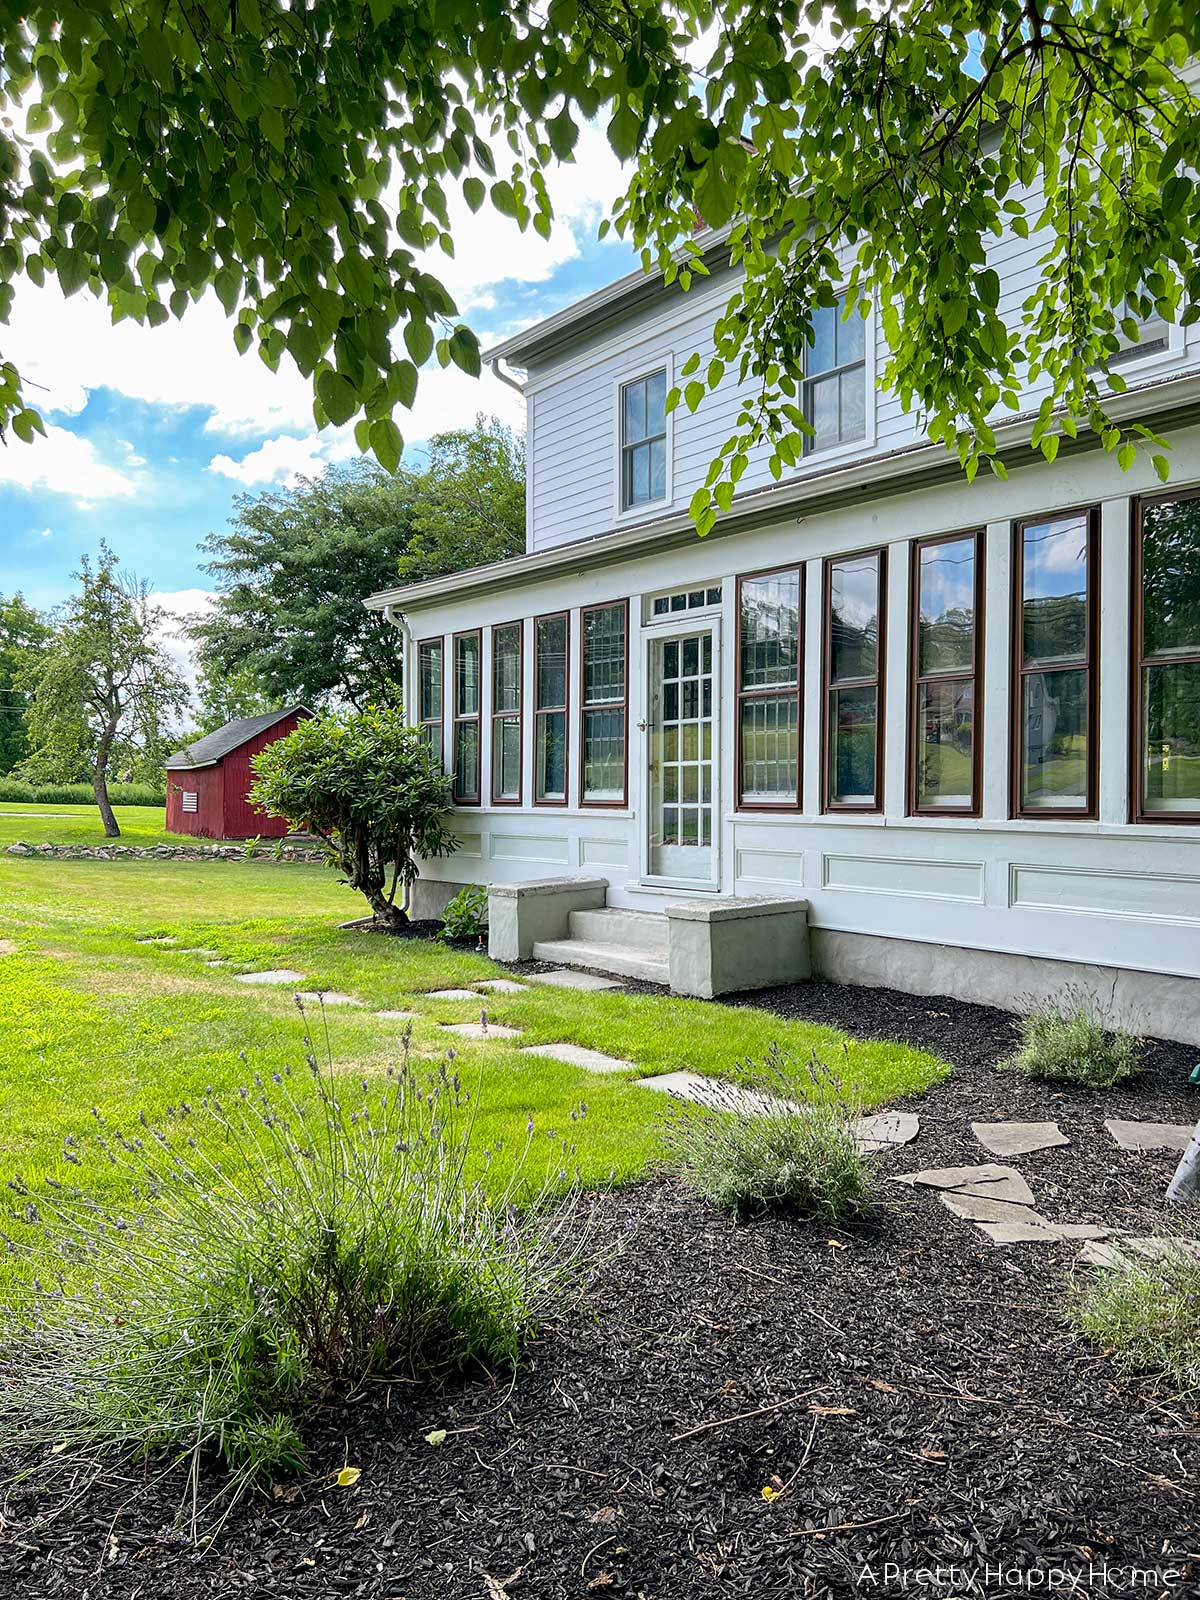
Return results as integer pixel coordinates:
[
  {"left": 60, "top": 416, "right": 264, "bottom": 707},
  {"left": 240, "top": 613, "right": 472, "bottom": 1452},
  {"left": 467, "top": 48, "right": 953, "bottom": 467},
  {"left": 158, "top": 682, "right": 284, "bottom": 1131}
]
[{"left": 165, "top": 706, "right": 310, "bottom": 770}]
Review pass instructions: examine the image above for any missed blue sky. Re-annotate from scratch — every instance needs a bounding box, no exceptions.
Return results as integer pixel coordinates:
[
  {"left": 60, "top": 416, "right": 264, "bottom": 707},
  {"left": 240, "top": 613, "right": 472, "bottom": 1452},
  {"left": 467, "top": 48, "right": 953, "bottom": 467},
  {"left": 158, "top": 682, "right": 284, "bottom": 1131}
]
[{"left": 0, "top": 126, "right": 636, "bottom": 655}]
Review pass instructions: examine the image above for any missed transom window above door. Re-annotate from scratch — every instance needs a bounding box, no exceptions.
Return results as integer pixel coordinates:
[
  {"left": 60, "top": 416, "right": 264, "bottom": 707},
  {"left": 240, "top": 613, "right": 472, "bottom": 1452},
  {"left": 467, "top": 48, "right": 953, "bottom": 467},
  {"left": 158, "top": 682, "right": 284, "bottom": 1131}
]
[
  {"left": 803, "top": 292, "right": 867, "bottom": 455},
  {"left": 647, "top": 584, "right": 722, "bottom": 620},
  {"left": 620, "top": 368, "right": 667, "bottom": 509}
]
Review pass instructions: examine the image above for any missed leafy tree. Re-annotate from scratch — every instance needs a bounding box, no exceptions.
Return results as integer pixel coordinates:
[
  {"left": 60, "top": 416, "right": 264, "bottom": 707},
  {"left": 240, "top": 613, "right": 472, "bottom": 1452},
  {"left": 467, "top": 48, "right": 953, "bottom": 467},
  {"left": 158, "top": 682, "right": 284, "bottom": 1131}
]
[
  {"left": 0, "top": 593, "right": 51, "bottom": 775},
  {"left": 2, "top": 5, "right": 1198, "bottom": 512},
  {"left": 396, "top": 417, "right": 526, "bottom": 582},
  {"left": 193, "top": 417, "right": 524, "bottom": 709},
  {"left": 19, "top": 546, "right": 189, "bottom": 837},
  {"left": 248, "top": 707, "right": 459, "bottom": 927}
]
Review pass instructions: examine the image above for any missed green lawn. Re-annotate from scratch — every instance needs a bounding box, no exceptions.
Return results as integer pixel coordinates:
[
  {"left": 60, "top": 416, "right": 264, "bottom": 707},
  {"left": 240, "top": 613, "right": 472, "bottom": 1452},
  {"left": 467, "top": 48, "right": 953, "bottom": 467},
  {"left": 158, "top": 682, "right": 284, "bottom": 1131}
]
[
  {"left": 0, "top": 856, "right": 949, "bottom": 1287},
  {"left": 0, "top": 801, "right": 185, "bottom": 848}
]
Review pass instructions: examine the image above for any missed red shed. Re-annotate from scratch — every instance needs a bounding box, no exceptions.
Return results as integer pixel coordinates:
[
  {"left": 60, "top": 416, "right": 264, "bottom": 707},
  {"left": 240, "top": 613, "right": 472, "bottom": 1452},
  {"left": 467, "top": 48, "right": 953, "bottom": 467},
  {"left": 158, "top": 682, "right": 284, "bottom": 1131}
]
[{"left": 165, "top": 706, "right": 312, "bottom": 840}]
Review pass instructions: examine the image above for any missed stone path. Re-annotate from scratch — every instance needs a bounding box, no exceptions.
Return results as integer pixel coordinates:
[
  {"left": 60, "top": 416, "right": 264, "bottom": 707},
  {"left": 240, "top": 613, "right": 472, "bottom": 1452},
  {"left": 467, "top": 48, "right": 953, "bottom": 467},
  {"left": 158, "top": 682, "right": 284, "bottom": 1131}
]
[
  {"left": 425, "top": 988, "right": 482, "bottom": 1001},
  {"left": 893, "top": 1162, "right": 1110, "bottom": 1247},
  {"left": 972, "top": 1120, "right": 1068, "bottom": 1157},
  {"left": 520, "top": 1042, "right": 635, "bottom": 1075},
  {"left": 1104, "top": 1118, "right": 1194, "bottom": 1153},
  {"left": 526, "top": 969, "right": 622, "bottom": 991},
  {"left": 295, "top": 990, "right": 362, "bottom": 1007},
  {"left": 376, "top": 1009, "right": 418, "bottom": 1020},
  {"left": 477, "top": 979, "right": 526, "bottom": 994},
  {"left": 443, "top": 1021, "right": 523, "bottom": 1041},
  {"left": 236, "top": 969, "right": 305, "bottom": 986}
]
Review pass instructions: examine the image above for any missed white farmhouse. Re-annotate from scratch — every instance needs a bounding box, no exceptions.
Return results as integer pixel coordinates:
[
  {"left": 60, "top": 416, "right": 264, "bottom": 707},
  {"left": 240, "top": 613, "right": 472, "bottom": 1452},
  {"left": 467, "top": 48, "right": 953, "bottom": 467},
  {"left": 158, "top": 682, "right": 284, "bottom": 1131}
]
[{"left": 365, "top": 236, "right": 1200, "bottom": 1041}]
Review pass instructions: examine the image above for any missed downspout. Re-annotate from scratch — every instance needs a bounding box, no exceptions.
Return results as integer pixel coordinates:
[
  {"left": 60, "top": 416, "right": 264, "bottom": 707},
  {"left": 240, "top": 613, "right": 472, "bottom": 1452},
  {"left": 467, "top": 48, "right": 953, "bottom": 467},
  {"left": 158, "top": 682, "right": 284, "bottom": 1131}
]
[{"left": 488, "top": 355, "right": 526, "bottom": 396}]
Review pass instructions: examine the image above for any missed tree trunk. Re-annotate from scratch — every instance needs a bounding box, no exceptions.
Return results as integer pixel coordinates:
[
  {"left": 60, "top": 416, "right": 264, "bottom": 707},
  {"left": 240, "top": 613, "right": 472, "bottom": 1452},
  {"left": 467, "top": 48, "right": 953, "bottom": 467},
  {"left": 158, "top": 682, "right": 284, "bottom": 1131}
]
[
  {"left": 1167, "top": 1119, "right": 1200, "bottom": 1202},
  {"left": 93, "top": 726, "right": 120, "bottom": 838}
]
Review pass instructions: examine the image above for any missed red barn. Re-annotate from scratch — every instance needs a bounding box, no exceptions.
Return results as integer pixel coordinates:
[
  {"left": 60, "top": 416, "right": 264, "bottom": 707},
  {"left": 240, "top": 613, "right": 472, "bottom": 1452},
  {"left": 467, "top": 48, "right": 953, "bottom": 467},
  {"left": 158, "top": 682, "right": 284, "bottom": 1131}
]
[{"left": 165, "top": 706, "right": 312, "bottom": 840}]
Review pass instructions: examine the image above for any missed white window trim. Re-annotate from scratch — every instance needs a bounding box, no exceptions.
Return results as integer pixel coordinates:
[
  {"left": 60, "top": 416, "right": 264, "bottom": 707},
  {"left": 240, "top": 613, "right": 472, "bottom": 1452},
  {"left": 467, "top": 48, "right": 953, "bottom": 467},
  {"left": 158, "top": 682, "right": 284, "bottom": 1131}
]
[
  {"left": 1099, "top": 314, "right": 1186, "bottom": 384},
  {"left": 612, "top": 352, "right": 674, "bottom": 524},
  {"left": 794, "top": 292, "right": 877, "bottom": 472}
]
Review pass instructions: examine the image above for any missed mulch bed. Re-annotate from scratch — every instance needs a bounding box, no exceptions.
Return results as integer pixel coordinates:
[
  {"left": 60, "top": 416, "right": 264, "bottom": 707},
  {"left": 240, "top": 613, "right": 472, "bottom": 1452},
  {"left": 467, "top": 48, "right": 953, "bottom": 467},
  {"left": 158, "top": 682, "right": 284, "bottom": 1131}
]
[{"left": 2, "top": 981, "right": 1198, "bottom": 1598}]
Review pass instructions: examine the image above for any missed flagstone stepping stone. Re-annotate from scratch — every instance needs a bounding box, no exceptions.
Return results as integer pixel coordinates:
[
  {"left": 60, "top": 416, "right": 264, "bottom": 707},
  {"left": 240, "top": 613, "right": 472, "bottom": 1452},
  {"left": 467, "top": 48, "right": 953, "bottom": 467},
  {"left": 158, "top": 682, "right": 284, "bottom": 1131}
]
[
  {"left": 1104, "top": 1118, "right": 1193, "bottom": 1154},
  {"left": 939, "top": 1190, "right": 1052, "bottom": 1227},
  {"left": 976, "top": 1218, "right": 1062, "bottom": 1245},
  {"left": 177, "top": 947, "right": 219, "bottom": 958},
  {"left": 136, "top": 936, "right": 177, "bottom": 945},
  {"left": 476, "top": 979, "right": 527, "bottom": 994},
  {"left": 425, "top": 988, "right": 482, "bottom": 1001},
  {"left": 521, "top": 1042, "right": 636, "bottom": 1075},
  {"left": 853, "top": 1111, "right": 920, "bottom": 1151},
  {"left": 892, "top": 1163, "right": 1036, "bottom": 1206},
  {"left": 376, "top": 1009, "right": 418, "bottom": 1020},
  {"left": 235, "top": 969, "right": 305, "bottom": 985},
  {"left": 972, "top": 1120, "right": 1069, "bottom": 1157},
  {"left": 443, "top": 1022, "right": 523, "bottom": 1040},
  {"left": 637, "top": 1069, "right": 792, "bottom": 1116},
  {"left": 525, "top": 969, "right": 622, "bottom": 991},
  {"left": 204, "top": 959, "right": 231, "bottom": 968},
  {"left": 295, "top": 990, "right": 362, "bottom": 1007}
]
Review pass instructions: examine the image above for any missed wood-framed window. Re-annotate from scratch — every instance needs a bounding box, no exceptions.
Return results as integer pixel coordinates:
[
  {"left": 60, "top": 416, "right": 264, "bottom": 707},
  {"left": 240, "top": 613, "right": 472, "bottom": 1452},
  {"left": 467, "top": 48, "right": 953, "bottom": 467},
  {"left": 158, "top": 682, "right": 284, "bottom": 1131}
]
[
  {"left": 908, "top": 529, "right": 985, "bottom": 816},
  {"left": 580, "top": 600, "right": 628, "bottom": 807},
  {"left": 490, "top": 620, "right": 523, "bottom": 806},
  {"left": 416, "top": 637, "right": 444, "bottom": 765},
  {"left": 534, "top": 611, "right": 569, "bottom": 805},
  {"left": 1132, "top": 490, "right": 1200, "bottom": 824},
  {"left": 451, "top": 629, "right": 481, "bottom": 805},
  {"left": 823, "top": 548, "right": 886, "bottom": 811},
  {"left": 1011, "top": 507, "right": 1099, "bottom": 820},
  {"left": 736, "top": 567, "right": 802, "bottom": 809},
  {"left": 803, "top": 292, "right": 867, "bottom": 455},
  {"left": 620, "top": 369, "right": 667, "bottom": 509}
]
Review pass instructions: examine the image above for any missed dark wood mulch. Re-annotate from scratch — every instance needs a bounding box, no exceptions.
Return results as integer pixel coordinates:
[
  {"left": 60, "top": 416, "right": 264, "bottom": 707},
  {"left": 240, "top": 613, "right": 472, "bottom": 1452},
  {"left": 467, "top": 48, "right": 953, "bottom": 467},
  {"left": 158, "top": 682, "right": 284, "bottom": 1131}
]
[{"left": 3, "top": 981, "right": 1199, "bottom": 1598}]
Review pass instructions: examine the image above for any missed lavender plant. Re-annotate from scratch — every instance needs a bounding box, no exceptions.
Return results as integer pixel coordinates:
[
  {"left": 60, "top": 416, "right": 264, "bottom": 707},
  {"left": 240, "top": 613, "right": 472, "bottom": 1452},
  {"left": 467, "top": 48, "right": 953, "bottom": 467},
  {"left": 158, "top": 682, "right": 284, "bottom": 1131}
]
[
  {"left": 657, "top": 1047, "right": 874, "bottom": 1222},
  {"left": 0, "top": 1016, "right": 595, "bottom": 1522}
]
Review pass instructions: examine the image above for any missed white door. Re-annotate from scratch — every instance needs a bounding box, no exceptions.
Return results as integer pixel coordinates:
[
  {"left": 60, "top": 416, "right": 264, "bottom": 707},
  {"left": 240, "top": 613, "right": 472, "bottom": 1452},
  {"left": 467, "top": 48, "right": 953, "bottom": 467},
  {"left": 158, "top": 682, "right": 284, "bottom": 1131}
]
[{"left": 644, "top": 626, "right": 719, "bottom": 887}]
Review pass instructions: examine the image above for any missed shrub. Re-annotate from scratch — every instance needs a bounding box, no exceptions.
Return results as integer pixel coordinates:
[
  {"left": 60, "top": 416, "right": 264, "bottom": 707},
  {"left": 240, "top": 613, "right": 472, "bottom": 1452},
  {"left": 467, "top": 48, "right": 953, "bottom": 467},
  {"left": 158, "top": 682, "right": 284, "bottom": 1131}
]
[
  {"left": 1069, "top": 1230, "right": 1200, "bottom": 1394},
  {"left": 438, "top": 883, "right": 489, "bottom": 943},
  {"left": 248, "top": 707, "right": 459, "bottom": 927},
  {"left": 0, "top": 1028, "right": 594, "bottom": 1516},
  {"left": 0, "top": 779, "right": 164, "bottom": 806},
  {"left": 657, "top": 1048, "right": 874, "bottom": 1221},
  {"left": 1003, "top": 988, "right": 1139, "bottom": 1087}
]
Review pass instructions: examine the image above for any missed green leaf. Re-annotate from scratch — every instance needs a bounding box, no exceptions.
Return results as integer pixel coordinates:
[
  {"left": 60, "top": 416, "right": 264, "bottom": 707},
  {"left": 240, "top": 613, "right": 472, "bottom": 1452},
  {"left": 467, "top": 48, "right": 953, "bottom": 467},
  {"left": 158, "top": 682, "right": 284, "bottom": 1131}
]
[
  {"left": 56, "top": 250, "right": 88, "bottom": 297},
  {"left": 447, "top": 326, "right": 480, "bottom": 378},
  {"left": 369, "top": 417, "right": 403, "bottom": 473},
  {"left": 1153, "top": 453, "right": 1171, "bottom": 483},
  {"left": 1117, "top": 441, "right": 1137, "bottom": 471},
  {"left": 607, "top": 105, "right": 640, "bottom": 161},
  {"left": 404, "top": 318, "right": 434, "bottom": 366},
  {"left": 462, "top": 177, "right": 485, "bottom": 213},
  {"left": 317, "top": 369, "right": 359, "bottom": 426}
]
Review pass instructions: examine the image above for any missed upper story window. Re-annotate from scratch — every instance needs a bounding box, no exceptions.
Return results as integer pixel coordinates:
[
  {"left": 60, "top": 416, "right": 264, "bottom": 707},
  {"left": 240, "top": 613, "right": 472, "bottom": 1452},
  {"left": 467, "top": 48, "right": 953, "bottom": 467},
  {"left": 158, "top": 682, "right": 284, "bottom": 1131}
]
[
  {"left": 621, "top": 369, "right": 667, "bottom": 509},
  {"left": 1133, "top": 492, "right": 1200, "bottom": 823},
  {"left": 1012, "top": 509, "right": 1098, "bottom": 820},
  {"left": 804, "top": 293, "right": 867, "bottom": 456}
]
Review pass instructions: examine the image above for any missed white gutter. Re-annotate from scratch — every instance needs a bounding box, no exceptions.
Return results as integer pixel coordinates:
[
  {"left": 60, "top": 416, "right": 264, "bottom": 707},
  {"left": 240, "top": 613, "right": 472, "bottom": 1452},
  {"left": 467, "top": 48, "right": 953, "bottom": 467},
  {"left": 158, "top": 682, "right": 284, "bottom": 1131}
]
[{"left": 488, "top": 355, "right": 527, "bottom": 395}]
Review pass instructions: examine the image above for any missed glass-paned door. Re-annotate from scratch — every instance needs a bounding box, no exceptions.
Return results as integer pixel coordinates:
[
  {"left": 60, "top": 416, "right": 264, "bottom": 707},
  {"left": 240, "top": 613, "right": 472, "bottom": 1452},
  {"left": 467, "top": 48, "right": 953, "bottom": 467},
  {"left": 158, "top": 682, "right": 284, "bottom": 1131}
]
[{"left": 647, "top": 629, "right": 717, "bottom": 883}]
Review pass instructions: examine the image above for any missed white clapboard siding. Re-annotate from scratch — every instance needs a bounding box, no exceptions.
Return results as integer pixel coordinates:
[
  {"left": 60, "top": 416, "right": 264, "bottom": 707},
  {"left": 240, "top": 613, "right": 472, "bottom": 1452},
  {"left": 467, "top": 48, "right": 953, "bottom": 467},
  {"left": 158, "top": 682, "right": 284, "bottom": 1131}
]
[{"left": 525, "top": 182, "right": 1200, "bottom": 553}]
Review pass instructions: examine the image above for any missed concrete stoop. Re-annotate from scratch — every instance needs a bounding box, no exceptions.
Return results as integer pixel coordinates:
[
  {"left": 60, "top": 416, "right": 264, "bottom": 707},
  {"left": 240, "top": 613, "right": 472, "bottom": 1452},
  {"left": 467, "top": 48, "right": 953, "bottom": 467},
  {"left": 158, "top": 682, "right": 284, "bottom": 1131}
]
[{"left": 488, "top": 877, "right": 810, "bottom": 998}]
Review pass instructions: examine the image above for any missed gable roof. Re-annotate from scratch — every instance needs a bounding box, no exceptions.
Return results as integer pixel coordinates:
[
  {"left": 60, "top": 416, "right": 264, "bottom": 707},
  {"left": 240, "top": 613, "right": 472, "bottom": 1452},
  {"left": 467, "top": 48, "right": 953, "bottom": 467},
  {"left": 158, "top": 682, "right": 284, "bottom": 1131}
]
[{"left": 165, "top": 706, "right": 311, "bottom": 770}]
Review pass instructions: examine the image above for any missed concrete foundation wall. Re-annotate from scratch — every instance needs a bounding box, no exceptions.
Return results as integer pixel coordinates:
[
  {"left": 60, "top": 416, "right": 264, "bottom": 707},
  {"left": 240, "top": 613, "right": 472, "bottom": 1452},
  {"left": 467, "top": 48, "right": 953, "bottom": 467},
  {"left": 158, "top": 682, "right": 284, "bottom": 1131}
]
[
  {"left": 811, "top": 929, "right": 1200, "bottom": 1047},
  {"left": 409, "top": 877, "right": 471, "bottom": 921}
]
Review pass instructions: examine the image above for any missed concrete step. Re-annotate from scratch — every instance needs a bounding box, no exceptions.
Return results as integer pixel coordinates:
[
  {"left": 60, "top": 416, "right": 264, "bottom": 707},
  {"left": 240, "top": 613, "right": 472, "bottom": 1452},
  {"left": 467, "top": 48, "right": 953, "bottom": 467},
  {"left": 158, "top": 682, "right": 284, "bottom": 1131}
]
[
  {"left": 530, "top": 937, "right": 671, "bottom": 986},
  {"left": 567, "top": 906, "right": 669, "bottom": 954}
]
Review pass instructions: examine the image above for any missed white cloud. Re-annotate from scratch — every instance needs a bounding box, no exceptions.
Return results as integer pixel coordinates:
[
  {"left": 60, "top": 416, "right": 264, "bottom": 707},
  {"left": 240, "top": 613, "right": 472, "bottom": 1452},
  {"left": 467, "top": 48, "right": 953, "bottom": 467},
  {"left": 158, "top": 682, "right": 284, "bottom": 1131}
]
[
  {"left": 2, "top": 122, "right": 630, "bottom": 452},
  {"left": 207, "top": 363, "right": 525, "bottom": 487},
  {"left": 38, "top": 526, "right": 51, "bottom": 539},
  {"left": 0, "top": 423, "right": 136, "bottom": 505},
  {"left": 151, "top": 588, "right": 215, "bottom": 704}
]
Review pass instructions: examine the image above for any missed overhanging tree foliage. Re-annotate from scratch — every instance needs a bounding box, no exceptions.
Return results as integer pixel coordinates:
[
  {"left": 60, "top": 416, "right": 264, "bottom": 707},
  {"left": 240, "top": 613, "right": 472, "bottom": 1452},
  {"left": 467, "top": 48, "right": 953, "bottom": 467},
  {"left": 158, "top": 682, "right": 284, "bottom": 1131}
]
[
  {"left": 2, "top": 4, "right": 1199, "bottom": 514},
  {"left": 248, "top": 707, "right": 460, "bottom": 927},
  {"left": 0, "top": 593, "right": 51, "bottom": 775}
]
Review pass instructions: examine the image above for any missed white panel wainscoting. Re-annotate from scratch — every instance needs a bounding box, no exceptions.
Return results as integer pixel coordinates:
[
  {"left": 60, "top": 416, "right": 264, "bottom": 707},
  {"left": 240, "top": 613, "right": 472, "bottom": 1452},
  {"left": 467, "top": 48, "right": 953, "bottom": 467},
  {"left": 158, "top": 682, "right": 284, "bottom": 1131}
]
[
  {"left": 1010, "top": 863, "right": 1200, "bottom": 925},
  {"left": 489, "top": 833, "right": 571, "bottom": 866},
  {"left": 822, "top": 852, "right": 986, "bottom": 903},
  {"left": 580, "top": 836, "right": 629, "bottom": 868},
  {"left": 450, "top": 832, "right": 482, "bottom": 858},
  {"left": 734, "top": 847, "right": 807, "bottom": 890}
]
